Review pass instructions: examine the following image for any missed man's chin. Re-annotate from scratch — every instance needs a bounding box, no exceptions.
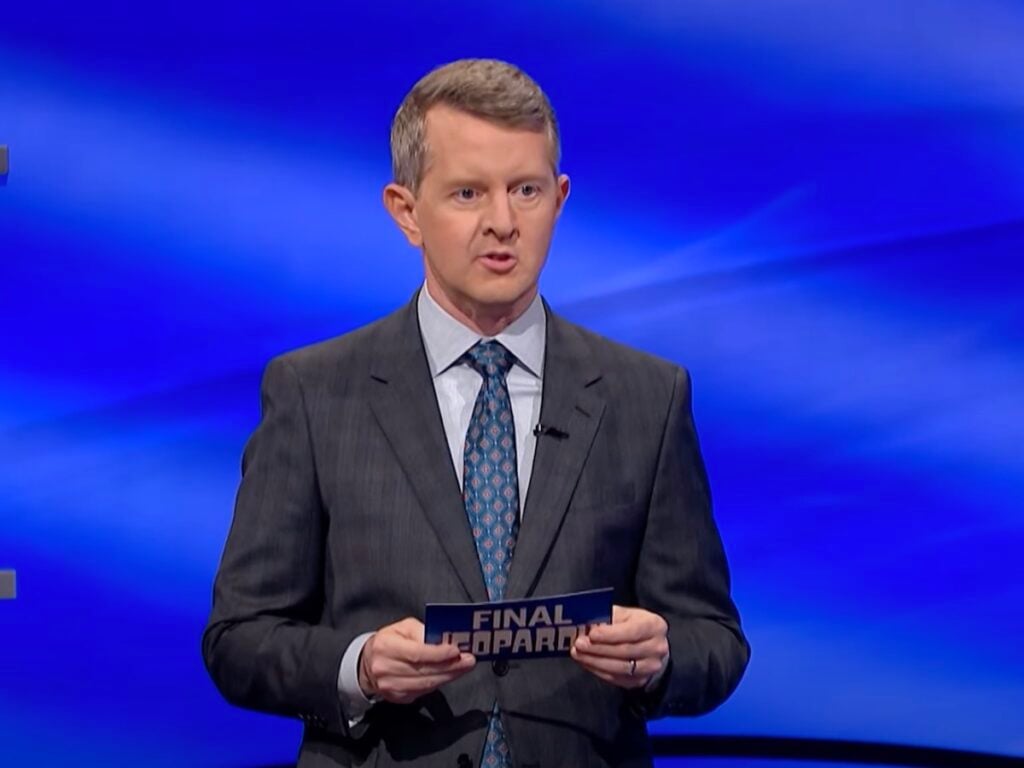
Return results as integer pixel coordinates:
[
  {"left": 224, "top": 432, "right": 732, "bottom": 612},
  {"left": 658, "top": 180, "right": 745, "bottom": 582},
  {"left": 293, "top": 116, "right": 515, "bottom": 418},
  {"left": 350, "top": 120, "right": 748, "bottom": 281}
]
[{"left": 467, "top": 284, "right": 537, "bottom": 314}]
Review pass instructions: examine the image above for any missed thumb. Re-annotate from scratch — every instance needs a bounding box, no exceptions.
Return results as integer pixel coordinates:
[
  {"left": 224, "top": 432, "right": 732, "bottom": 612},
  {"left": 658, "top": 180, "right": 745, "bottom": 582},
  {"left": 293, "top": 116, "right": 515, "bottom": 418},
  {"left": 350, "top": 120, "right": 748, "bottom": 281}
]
[
  {"left": 392, "top": 617, "right": 426, "bottom": 641},
  {"left": 612, "top": 605, "right": 635, "bottom": 623}
]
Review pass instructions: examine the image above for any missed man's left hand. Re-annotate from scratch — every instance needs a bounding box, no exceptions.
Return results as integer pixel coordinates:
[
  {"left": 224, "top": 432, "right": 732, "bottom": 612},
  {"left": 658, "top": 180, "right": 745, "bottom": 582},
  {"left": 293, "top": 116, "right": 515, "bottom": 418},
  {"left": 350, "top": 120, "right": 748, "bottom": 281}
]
[{"left": 571, "top": 605, "right": 669, "bottom": 689}]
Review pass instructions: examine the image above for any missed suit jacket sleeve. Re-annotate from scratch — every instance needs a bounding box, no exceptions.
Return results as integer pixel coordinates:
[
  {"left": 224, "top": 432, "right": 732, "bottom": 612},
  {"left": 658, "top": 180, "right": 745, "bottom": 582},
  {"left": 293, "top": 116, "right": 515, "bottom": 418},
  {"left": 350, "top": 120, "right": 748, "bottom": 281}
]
[
  {"left": 201, "top": 356, "right": 353, "bottom": 735},
  {"left": 633, "top": 365, "right": 750, "bottom": 718}
]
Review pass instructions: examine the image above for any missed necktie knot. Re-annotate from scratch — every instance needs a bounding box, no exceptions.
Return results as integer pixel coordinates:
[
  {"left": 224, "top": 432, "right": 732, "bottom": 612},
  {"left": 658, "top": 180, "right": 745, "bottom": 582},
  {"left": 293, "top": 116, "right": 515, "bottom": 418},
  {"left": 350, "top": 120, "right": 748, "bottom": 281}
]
[{"left": 462, "top": 340, "right": 514, "bottom": 380}]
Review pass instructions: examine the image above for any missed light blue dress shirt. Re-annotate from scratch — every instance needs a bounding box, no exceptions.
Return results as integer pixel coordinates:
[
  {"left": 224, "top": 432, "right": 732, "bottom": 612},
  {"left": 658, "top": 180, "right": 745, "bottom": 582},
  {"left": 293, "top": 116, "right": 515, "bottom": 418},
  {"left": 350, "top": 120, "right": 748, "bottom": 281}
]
[{"left": 336, "top": 285, "right": 546, "bottom": 719}]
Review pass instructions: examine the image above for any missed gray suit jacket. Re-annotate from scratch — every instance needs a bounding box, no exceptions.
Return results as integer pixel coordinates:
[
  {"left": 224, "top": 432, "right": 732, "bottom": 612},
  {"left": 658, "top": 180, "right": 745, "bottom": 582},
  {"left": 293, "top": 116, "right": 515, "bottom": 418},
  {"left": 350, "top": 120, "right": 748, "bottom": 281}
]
[{"left": 203, "top": 295, "right": 749, "bottom": 767}]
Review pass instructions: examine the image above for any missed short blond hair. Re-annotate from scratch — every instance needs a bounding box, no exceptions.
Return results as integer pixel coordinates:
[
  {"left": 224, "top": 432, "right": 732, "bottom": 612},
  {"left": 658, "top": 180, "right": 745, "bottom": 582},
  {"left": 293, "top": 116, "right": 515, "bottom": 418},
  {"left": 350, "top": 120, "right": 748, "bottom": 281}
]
[{"left": 390, "top": 59, "right": 561, "bottom": 192}]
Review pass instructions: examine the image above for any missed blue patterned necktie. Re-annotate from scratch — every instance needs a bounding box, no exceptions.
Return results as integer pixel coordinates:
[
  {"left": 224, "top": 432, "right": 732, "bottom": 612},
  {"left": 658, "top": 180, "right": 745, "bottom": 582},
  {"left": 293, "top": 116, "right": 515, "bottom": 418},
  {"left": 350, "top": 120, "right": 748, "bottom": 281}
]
[{"left": 461, "top": 340, "right": 518, "bottom": 768}]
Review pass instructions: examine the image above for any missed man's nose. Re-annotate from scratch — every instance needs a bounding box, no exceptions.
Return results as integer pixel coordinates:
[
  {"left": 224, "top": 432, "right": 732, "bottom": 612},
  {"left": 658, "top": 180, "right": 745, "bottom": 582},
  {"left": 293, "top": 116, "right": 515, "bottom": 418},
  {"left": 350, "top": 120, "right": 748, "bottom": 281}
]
[{"left": 482, "top": 193, "right": 518, "bottom": 241}]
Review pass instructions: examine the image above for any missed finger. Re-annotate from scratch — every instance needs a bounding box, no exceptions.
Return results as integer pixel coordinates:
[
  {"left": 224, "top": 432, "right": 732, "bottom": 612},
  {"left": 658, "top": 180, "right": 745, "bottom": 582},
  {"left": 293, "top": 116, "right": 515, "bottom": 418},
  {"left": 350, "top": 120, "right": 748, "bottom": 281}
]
[
  {"left": 570, "top": 648, "right": 647, "bottom": 689},
  {"left": 386, "top": 668, "right": 473, "bottom": 695},
  {"left": 377, "top": 633, "right": 463, "bottom": 665},
  {"left": 388, "top": 617, "right": 471, "bottom": 653},
  {"left": 583, "top": 605, "right": 630, "bottom": 638},
  {"left": 587, "top": 620, "right": 651, "bottom": 644},
  {"left": 390, "top": 618, "right": 427, "bottom": 641},
  {"left": 364, "top": 641, "right": 464, "bottom": 690},
  {"left": 607, "top": 604, "right": 646, "bottom": 625},
  {"left": 374, "top": 650, "right": 475, "bottom": 678},
  {"left": 571, "top": 646, "right": 662, "bottom": 680},
  {"left": 407, "top": 641, "right": 465, "bottom": 665},
  {"left": 387, "top": 619, "right": 468, "bottom": 659},
  {"left": 375, "top": 661, "right": 477, "bottom": 701},
  {"left": 406, "top": 652, "right": 476, "bottom": 676},
  {"left": 575, "top": 634, "right": 665, "bottom": 661},
  {"left": 574, "top": 651, "right": 659, "bottom": 680},
  {"left": 589, "top": 610, "right": 666, "bottom": 644}
]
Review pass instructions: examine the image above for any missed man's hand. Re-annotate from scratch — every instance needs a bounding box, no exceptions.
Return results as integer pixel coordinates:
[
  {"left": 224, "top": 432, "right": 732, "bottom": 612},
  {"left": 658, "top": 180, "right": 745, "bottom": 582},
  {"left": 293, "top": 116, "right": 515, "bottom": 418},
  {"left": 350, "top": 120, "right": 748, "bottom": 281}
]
[
  {"left": 358, "top": 618, "right": 476, "bottom": 704},
  {"left": 571, "top": 605, "right": 669, "bottom": 689}
]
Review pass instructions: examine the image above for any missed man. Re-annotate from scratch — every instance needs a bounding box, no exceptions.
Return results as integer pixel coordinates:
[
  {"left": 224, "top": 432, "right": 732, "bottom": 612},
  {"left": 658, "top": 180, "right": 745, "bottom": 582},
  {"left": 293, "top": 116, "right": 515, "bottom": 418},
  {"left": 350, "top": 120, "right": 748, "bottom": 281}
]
[{"left": 203, "top": 59, "right": 749, "bottom": 767}]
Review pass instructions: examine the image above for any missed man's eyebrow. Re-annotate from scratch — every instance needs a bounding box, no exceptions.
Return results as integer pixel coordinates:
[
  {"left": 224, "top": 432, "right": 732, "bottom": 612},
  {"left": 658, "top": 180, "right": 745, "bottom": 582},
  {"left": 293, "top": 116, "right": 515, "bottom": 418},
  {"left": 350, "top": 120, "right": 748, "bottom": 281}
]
[
  {"left": 439, "top": 173, "right": 550, "bottom": 189},
  {"left": 442, "top": 177, "right": 486, "bottom": 188},
  {"left": 508, "top": 173, "right": 550, "bottom": 185}
]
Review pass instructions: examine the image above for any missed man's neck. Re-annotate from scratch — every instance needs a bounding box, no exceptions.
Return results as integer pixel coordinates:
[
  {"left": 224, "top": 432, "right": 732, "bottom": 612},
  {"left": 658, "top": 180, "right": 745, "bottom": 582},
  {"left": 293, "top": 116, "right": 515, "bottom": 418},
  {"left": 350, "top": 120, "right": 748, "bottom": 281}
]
[{"left": 424, "top": 281, "right": 536, "bottom": 337}]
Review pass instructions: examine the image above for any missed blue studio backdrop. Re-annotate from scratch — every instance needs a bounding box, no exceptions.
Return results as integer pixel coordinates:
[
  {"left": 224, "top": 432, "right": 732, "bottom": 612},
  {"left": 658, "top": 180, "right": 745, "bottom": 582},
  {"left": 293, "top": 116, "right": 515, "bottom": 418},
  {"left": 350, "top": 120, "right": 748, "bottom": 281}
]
[{"left": 2, "top": 2, "right": 1023, "bottom": 766}]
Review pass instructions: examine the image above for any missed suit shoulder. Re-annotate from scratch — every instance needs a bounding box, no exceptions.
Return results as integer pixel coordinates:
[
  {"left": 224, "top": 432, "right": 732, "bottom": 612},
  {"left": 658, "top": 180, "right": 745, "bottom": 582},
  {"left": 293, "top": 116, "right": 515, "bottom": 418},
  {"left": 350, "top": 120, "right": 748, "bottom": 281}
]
[
  {"left": 266, "top": 306, "right": 401, "bottom": 379},
  {"left": 558, "top": 316, "right": 688, "bottom": 400}
]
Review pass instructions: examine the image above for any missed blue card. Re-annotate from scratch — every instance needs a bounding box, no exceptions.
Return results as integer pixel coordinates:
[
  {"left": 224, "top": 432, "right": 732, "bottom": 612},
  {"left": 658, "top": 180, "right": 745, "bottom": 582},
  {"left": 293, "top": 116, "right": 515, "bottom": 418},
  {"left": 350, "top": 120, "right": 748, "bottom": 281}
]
[{"left": 424, "top": 587, "right": 613, "bottom": 661}]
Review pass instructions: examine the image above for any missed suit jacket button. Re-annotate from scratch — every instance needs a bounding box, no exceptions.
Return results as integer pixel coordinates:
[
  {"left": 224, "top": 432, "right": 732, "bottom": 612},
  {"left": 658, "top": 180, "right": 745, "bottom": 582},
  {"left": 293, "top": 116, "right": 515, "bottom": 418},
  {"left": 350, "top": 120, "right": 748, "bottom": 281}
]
[{"left": 492, "top": 659, "right": 510, "bottom": 677}]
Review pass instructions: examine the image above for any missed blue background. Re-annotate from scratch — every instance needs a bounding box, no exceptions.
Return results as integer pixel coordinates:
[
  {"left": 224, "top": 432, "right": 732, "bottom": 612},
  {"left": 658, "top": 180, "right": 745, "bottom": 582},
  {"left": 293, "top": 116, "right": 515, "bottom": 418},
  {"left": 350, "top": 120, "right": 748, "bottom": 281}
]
[{"left": 2, "top": 1, "right": 1023, "bottom": 765}]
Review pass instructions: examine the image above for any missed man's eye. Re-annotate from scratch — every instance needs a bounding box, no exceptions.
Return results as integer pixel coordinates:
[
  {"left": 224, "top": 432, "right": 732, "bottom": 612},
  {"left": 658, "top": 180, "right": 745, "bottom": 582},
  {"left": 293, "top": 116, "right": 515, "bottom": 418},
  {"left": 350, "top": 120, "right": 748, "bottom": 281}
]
[
  {"left": 456, "top": 188, "right": 477, "bottom": 200},
  {"left": 518, "top": 184, "right": 539, "bottom": 197}
]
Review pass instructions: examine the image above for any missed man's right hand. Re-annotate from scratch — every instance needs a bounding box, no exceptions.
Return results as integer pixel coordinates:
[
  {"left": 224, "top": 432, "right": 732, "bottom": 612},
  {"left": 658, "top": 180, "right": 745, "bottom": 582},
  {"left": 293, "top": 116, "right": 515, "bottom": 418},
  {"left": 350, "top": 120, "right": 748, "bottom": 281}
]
[{"left": 358, "top": 617, "right": 476, "bottom": 704}]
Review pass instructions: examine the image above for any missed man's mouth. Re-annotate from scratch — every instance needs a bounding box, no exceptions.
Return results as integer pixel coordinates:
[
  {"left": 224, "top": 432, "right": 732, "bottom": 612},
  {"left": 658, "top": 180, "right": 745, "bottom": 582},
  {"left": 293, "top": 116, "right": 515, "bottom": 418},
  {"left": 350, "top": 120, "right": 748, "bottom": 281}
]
[{"left": 479, "top": 252, "right": 517, "bottom": 273}]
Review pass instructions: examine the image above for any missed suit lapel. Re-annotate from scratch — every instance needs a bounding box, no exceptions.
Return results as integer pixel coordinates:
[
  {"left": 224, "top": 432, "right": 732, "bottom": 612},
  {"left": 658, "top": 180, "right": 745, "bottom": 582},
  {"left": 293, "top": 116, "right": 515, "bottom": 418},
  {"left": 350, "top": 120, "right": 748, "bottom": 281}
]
[
  {"left": 366, "top": 298, "right": 489, "bottom": 603},
  {"left": 507, "top": 307, "right": 605, "bottom": 600}
]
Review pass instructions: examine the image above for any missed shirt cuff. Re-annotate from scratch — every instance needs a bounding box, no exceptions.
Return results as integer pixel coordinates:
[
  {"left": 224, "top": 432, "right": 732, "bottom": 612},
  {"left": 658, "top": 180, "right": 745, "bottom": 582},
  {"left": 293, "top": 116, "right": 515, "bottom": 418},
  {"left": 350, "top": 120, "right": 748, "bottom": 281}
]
[{"left": 337, "top": 631, "right": 376, "bottom": 726}]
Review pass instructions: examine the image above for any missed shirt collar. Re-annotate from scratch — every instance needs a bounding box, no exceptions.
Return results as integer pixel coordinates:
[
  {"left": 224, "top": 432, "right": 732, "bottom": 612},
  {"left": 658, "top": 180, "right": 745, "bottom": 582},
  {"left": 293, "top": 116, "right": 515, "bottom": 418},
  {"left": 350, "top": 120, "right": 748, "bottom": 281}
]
[{"left": 417, "top": 284, "right": 546, "bottom": 379}]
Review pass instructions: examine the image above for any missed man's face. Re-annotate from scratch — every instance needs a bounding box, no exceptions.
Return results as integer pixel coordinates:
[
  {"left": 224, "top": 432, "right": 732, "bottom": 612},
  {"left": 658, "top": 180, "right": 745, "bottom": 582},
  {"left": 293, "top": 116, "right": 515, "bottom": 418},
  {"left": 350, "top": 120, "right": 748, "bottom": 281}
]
[{"left": 387, "top": 105, "right": 569, "bottom": 326}]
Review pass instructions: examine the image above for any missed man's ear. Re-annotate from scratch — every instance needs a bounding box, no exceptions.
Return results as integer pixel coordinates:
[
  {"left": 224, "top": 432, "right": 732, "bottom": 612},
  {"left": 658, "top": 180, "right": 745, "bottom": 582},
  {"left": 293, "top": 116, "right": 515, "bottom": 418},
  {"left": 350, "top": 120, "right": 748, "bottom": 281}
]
[
  {"left": 555, "top": 174, "right": 571, "bottom": 217},
  {"left": 382, "top": 182, "right": 422, "bottom": 247}
]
